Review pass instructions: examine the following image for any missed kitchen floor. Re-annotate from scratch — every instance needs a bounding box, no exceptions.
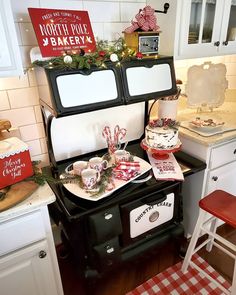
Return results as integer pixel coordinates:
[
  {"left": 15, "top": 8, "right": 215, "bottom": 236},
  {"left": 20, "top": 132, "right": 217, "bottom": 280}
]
[{"left": 56, "top": 224, "right": 235, "bottom": 295}]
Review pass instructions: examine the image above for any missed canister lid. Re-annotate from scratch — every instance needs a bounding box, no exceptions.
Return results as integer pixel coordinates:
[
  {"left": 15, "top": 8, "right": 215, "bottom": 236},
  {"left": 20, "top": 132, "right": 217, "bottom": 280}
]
[{"left": 0, "top": 137, "right": 29, "bottom": 159}]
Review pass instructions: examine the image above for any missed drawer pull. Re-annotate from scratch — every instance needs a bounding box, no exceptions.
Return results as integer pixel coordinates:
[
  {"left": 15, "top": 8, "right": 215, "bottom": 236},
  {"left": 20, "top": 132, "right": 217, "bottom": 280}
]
[
  {"left": 104, "top": 213, "right": 113, "bottom": 220},
  {"left": 39, "top": 250, "right": 47, "bottom": 259},
  {"left": 106, "top": 246, "right": 114, "bottom": 254},
  {"left": 212, "top": 176, "right": 218, "bottom": 181},
  {"left": 234, "top": 149, "right": 236, "bottom": 154}
]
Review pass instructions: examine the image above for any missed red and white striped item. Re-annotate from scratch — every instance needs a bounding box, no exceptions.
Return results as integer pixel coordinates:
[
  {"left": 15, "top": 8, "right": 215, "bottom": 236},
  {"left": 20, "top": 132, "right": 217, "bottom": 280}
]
[
  {"left": 126, "top": 254, "right": 230, "bottom": 295},
  {"left": 113, "top": 161, "right": 140, "bottom": 181},
  {"left": 116, "top": 161, "right": 140, "bottom": 171}
]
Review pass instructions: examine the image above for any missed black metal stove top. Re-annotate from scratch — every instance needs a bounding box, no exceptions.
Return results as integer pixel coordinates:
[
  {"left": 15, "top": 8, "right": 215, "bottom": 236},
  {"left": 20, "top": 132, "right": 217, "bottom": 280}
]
[{"left": 45, "top": 140, "right": 206, "bottom": 219}]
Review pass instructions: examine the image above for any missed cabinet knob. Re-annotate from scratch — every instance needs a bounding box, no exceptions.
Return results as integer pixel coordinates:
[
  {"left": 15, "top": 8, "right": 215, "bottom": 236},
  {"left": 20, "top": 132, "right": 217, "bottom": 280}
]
[
  {"left": 39, "top": 250, "right": 47, "bottom": 259},
  {"left": 223, "top": 41, "right": 228, "bottom": 46},
  {"left": 214, "top": 41, "right": 220, "bottom": 47},
  {"left": 212, "top": 176, "right": 218, "bottom": 181}
]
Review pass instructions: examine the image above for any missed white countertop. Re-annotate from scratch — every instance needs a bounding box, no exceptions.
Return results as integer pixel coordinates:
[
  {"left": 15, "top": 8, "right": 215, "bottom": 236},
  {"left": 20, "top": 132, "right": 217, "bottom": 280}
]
[
  {"left": 176, "top": 98, "right": 236, "bottom": 147},
  {"left": 0, "top": 183, "right": 55, "bottom": 221}
]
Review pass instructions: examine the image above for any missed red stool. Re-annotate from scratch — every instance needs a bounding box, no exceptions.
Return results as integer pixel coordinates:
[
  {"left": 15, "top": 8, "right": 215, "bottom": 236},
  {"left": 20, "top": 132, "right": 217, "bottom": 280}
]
[{"left": 181, "top": 190, "right": 236, "bottom": 295}]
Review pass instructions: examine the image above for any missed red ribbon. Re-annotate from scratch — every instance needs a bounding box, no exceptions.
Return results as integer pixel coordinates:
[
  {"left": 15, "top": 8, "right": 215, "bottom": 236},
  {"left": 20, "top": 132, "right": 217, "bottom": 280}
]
[{"left": 124, "top": 6, "right": 160, "bottom": 34}]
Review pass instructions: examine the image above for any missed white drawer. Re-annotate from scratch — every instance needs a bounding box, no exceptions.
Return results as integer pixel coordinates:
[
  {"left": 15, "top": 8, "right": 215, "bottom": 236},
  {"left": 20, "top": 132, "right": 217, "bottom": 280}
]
[
  {"left": 210, "top": 141, "right": 236, "bottom": 169},
  {"left": 0, "top": 210, "right": 46, "bottom": 256}
]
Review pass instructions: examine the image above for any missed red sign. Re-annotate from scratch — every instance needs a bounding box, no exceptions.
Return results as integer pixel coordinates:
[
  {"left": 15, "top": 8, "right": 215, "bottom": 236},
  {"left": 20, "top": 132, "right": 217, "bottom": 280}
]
[
  {"left": 0, "top": 138, "right": 33, "bottom": 189},
  {"left": 28, "top": 8, "right": 96, "bottom": 57}
]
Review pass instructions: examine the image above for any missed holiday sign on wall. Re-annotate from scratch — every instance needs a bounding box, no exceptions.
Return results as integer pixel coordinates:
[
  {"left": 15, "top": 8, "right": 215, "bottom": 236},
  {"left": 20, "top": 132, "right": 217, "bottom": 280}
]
[{"left": 28, "top": 7, "right": 96, "bottom": 57}]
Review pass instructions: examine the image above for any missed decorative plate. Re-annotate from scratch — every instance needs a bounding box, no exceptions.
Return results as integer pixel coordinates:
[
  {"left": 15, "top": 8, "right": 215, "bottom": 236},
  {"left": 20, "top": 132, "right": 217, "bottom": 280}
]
[{"left": 189, "top": 118, "right": 224, "bottom": 132}]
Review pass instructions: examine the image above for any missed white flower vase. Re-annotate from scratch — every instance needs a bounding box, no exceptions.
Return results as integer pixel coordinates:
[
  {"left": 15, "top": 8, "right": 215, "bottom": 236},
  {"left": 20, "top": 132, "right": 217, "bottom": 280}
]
[{"left": 158, "top": 99, "right": 179, "bottom": 120}]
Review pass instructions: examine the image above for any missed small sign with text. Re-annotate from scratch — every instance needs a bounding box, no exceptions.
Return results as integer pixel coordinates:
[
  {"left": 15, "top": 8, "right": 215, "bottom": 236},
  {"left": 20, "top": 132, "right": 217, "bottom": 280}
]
[{"left": 28, "top": 7, "right": 96, "bottom": 57}]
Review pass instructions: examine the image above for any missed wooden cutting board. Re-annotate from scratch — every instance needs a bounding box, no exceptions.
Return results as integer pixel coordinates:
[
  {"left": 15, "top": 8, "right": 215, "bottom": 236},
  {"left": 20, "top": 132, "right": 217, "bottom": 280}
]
[{"left": 0, "top": 181, "right": 39, "bottom": 212}]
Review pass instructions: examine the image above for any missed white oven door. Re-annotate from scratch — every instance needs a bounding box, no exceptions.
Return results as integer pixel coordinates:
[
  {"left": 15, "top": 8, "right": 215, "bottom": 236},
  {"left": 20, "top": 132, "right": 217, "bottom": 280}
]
[{"left": 129, "top": 193, "right": 174, "bottom": 238}]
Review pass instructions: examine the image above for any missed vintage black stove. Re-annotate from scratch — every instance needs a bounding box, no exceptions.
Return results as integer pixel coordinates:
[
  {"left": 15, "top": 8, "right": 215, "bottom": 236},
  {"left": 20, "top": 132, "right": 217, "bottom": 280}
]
[
  {"left": 34, "top": 55, "right": 206, "bottom": 281},
  {"left": 46, "top": 143, "right": 205, "bottom": 279}
]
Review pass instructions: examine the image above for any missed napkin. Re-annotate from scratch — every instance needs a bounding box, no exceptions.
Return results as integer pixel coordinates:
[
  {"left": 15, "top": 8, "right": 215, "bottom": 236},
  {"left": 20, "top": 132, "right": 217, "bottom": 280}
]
[{"left": 147, "top": 152, "right": 184, "bottom": 181}]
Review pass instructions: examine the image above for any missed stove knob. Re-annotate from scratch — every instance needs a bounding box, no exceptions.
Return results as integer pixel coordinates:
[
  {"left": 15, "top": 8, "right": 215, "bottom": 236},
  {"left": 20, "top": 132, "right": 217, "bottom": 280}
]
[
  {"left": 104, "top": 213, "right": 113, "bottom": 220},
  {"left": 106, "top": 245, "right": 114, "bottom": 254},
  {"left": 39, "top": 250, "right": 47, "bottom": 259}
]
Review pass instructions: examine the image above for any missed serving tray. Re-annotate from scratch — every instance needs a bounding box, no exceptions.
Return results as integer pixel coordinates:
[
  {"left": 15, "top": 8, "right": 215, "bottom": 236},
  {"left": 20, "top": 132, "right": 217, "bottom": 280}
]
[
  {"left": 180, "top": 121, "right": 236, "bottom": 137},
  {"left": 61, "top": 156, "right": 152, "bottom": 201}
]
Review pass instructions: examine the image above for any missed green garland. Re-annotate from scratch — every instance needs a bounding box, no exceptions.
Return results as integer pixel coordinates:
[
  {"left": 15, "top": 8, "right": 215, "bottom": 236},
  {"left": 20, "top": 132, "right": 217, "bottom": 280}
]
[{"left": 32, "top": 38, "right": 137, "bottom": 71}]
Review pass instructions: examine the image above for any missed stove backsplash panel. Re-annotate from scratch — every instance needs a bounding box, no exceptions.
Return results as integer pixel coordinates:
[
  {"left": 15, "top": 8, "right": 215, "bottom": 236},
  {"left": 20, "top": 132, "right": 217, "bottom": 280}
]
[{"left": 49, "top": 102, "right": 145, "bottom": 162}]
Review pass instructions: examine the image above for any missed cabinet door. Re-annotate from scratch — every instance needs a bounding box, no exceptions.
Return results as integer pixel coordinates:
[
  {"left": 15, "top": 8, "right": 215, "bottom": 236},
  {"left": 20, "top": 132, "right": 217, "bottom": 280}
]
[
  {"left": 179, "top": 0, "right": 225, "bottom": 58},
  {"left": 0, "top": 240, "right": 60, "bottom": 295},
  {"left": 206, "top": 161, "right": 236, "bottom": 195},
  {"left": 219, "top": 0, "right": 236, "bottom": 54},
  {"left": 0, "top": 0, "right": 23, "bottom": 77}
]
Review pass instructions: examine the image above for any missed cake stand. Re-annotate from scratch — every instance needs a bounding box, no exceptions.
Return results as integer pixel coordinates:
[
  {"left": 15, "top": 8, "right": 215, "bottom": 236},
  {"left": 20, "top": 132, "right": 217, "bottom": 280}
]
[{"left": 141, "top": 139, "right": 182, "bottom": 160}]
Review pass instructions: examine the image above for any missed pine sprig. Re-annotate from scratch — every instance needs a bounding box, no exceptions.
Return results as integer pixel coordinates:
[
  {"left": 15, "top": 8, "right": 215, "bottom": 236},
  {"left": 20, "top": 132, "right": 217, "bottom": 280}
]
[{"left": 32, "top": 37, "right": 137, "bottom": 71}]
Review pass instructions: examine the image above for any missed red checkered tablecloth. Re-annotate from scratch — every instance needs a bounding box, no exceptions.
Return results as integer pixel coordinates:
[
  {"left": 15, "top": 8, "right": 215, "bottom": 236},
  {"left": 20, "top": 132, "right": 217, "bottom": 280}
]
[{"left": 126, "top": 254, "right": 230, "bottom": 295}]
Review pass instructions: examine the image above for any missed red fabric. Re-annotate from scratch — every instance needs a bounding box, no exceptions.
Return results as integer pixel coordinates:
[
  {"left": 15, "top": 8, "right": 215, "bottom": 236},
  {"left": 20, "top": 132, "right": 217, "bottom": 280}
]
[
  {"left": 124, "top": 6, "right": 159, "bottom": 33},
  {"left": 126, "top": 254, "right": 231, "bottom": 295}
]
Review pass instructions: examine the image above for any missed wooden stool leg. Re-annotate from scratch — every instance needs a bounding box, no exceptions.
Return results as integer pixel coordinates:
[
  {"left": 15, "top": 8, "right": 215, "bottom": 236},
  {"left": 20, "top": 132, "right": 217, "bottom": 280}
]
[
  {"left": 181, "top": 209, "right": 207, "bottom": 273},
  {"left": 206, "top": 216, "right": 217, "bottom": 252}
]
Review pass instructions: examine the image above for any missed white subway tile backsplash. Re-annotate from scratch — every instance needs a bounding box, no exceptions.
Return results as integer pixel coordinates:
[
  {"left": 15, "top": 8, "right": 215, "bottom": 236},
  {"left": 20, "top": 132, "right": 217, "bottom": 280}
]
[
  {"left": 11, "top": 0, "right": 40, "bottom": 22},
  {"left": 31, "top": 153, "right": 49, "bottom": 167},
  {"left": 224, "top": 55, "right": 236, "bottom": 63},
  {"left": 20, "top": 45, "right": 35, "bottom": 68},
  {"left": 91, "top": 22, "right": 104, "bottom": 40},
  {"left": 8, "top": 87, "right": 39, "bottom": 108},
  {"left": 225, "top": 63, "right": 236, "bottom": 76},
  {"left": 27, "top": 139, "right": 42, "bottom": 156},
  {"left": 227, "top": 76, "right": 236, "bottom": 89},
  {"left": 19, "top": 22, "right": 37, "bottom": 46},
  {"left": 39, "top": 0, "right": 83, "bottom": 10},
  {"left": 20, "top": 122, "right": 45, "bottom": 141},
  {"left": 40, "top": 137, "right": 48, "bottom": 153},
  {"left": 34, "top": 105, "right": 43, "bottom": 122},
  {"left": 28, "top": 69, "right": 38, "bottom": 87},
  {"left": 0, "top": 107, "right": 36, "bottom": 127},
  {"left": 0, "top": 91, "right": 10, "bottom": 111},
  {"left": 175, "top": 67, "right": 188, "bottom": 84},
  {"left": 84, "top": 2, "right": 120, "bottom": 22},
  {"left": 120, "top": 2, "right": 145, "bottom": 22},
  {"left": 103, "top": 23, "right": 129, "bottom": 41},
  {"left": 0, "top": 74, "right": 28, "bottom": 91}
]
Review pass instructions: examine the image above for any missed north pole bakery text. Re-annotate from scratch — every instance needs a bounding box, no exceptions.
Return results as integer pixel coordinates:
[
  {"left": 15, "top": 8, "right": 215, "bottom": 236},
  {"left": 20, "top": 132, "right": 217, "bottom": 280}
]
[
  {"left": 39, "top": 23, "right": 90, "bottom": 47},
  {"left": 3, "top": 158, "right": 26, "bottom": 179}
]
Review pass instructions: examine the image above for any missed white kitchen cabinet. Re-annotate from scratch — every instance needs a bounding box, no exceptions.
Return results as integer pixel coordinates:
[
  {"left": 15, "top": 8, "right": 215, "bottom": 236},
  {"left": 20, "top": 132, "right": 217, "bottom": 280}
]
[
  {"left": 207, "top": 161, "right": 236, "bottom": 194},
  {"left": 0, "top": 0, "right": 23, "bottom": 77},
  {"left": 147, "top": 0, "right": 236, "bottom": 59},
  {"left": 179, "top": 135, "right": 236, "bottom": 236},
  {"left": 0, "top": 206, "right": 64, "bottom": 295}
]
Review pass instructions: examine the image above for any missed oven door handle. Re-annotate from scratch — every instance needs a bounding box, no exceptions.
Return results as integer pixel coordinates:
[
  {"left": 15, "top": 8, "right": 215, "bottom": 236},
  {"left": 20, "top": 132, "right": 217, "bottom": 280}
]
[{"left": 142, "top": 193, "right": 167, "bottom": 206}]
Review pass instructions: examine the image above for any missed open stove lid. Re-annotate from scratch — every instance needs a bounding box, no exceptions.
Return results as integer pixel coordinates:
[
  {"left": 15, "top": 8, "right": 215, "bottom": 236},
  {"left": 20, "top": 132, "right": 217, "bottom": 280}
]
[{"left": 185, "top": 62, "right": 228, "bottom": 109}]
